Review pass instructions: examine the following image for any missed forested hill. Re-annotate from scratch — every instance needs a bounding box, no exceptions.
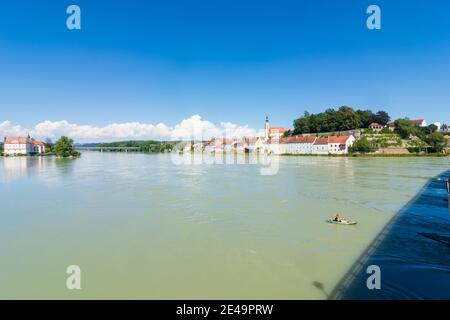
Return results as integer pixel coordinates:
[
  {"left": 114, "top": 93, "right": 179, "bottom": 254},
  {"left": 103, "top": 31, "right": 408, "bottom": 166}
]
[{"left": 292, "top": 106, "right": 390, "bottom": 135}]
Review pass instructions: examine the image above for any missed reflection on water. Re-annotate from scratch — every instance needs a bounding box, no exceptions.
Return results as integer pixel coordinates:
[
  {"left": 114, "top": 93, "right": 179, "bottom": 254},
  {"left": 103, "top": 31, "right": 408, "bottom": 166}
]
[
  {"left": 0, "top": 152, "right": 449, "bottom": 299},
  {"left": 1, "top": 156, "right": 74, "bottom": 185},
  {"left": 1, "top": 156, "right": 44, "bottom": 181}
]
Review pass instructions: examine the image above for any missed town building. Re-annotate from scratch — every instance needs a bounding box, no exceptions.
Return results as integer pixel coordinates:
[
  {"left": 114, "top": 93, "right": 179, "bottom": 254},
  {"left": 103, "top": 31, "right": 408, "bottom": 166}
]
[
  {"left": 312, "top": 138, "right": 329, "bottom": 155},
  {"left": 411, "top": 119, "right": 428, "bottom": 127},
  {"left": 275, "top": 136, "right": 316, "bottom": 154},
  {"left": 264, "top": 116, "right": 289, "bottom": 141},
  {"left": 369, "top": 122, "right": 384, "bottom": 132},
  {"left": 387, "top": 119, "right": 427, "bottom": 129},
  {"left": 326, "top": 135, "right": 356, "bottom": 154},
  {"left": 268, "top": 135, "right": 355, "bottom": 155},
  {"left": 245, "top": 136, "right": 266, "bottom": 153},
  {"left": 3, "top": 136, "right": 46, "bottom": 155},
  {"left": 201, "top": 117, "right": 355, "bottom": 155}
]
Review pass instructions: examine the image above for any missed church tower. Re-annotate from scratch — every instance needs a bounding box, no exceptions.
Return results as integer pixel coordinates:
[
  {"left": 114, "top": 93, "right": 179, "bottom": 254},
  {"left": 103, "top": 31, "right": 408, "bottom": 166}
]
[{"left": 264, "top": 116, "right": 270, "bottom": 140}]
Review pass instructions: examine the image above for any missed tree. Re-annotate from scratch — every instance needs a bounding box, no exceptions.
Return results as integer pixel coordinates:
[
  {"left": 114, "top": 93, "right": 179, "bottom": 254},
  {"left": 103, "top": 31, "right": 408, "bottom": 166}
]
[
  {"left": 336, "top": 106, "right": 360, "bottom": 131},
  {"left": 356, "top": 109, "right": 374, "bottom": 128},
  {"left": 380, "top": 127, "right": 392, "bottom": 134},
  {"left": 349, "top": 137, "right": 375, "bottom": 154},
  {"left": 53, "top": 136, "right": 80, "bottom": 157},
  {"left": 394, "top": 118, "right": 414, "bottom": 139},
  {"left": 370, "top": 111, "right": 391, "bottom": 125},
  {"left": 292, "top": 106, "right": 376, "bottom": 135},
  {"left": 424, "top": 132, "right": 446, "bottom": 153},
  {"left": 282, "top": 130, "right": 292, "bottom": 138}
]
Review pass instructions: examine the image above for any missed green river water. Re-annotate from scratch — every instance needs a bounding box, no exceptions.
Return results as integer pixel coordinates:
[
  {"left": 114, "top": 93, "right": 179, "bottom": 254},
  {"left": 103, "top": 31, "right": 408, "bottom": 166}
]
[{"left": 0, "top": 152, "right": 448, "bottom": 299}]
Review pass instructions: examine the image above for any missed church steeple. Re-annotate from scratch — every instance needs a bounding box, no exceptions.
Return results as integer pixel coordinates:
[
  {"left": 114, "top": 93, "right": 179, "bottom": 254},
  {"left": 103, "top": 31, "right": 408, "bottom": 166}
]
[{"left": 264, "top": 116, "right": 270, "bottom": 140}]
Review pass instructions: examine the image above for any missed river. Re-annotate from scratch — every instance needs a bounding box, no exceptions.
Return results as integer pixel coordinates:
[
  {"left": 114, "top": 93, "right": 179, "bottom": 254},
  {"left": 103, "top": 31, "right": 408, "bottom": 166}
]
[{"left": 0, "top": 152, "right": 448, "bottom": 299}]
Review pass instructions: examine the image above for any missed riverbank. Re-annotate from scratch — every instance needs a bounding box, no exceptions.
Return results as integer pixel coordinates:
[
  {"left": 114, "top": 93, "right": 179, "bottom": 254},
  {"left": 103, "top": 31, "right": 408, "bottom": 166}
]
[
  {"left": 67, "top": 149, "right": 449, "bottom": 158},
  {"left": 0, "top": 153, "right": 56, "bottom": 157},
  {"left": 330, "top": 169, "right": 450, "bottom": 299},
  {"left": 281, "top": 153, "right": 448, "bottom": 157}
]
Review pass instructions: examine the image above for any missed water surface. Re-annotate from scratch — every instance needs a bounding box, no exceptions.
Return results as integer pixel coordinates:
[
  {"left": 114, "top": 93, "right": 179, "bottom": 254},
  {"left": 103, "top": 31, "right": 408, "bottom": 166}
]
[{"left": 0, "top": 153, "right": 448, "bottom": 299}]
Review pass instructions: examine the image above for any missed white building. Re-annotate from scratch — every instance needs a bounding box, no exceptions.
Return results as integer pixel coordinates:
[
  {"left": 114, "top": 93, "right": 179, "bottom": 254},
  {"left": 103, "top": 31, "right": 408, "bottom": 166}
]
[
  {"left": 312, "top": 138, "right": 330, "bottom": 155},
  {"left": 245, "top": 136, "right": 266, "bottom": 153},
  {"left": 325, "top": 136, "right": 355, "bottom": 154},
  {"left": 433, "top": 122, "right": 441, "bottom": 131},
  {"left": 268, "top": 135, "right": 355, "bottom": 155},
  {"left": 269, "top": 136, "right": 316, "bottom": 154},
  {"left": 369, "top": 122, "right": 384, "bottom": 132},
  {"left": 3, "top": 136, "right": 46, "bottom": 155},
  {"left": 387, "top": 118, "right": 427, "bottom": 130},
  {"left": 411, "top": 119, "right": 427, "bottom": 127}
]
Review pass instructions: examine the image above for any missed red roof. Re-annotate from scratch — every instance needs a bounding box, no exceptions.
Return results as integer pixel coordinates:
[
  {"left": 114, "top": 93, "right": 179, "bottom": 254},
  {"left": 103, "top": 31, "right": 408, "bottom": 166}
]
[
  {"left": 328, "top": 136, "right": 351, "bottom": 144},
  {"left": 313, "top": 138, "right": 329, "bottom": 145},
  {"left": 32, "top": 140, "right": 45, "bottom": 146},
  {"left": 411, "top": 119, "right": 425, "bottom": 125},
  {"left": 369, "top": 122, "right": 382, "bottom": 127},
  {"left": 387, "top": 119, "right": 425, "bottom": 127},
  {"left": 4, "top": 136, "right": 45, "bottom": 146},
  {"left": 269, "top": 127, "right": 289, "bottom": 134},
  {"left": 4, "top": 137, "right": 27, "bottom": 144},
  {"left": 310, "top": 136, "right": 352, "bottom": 145},
  {"left": 280, "top": 136, "right": 316, "bottom": 144}
]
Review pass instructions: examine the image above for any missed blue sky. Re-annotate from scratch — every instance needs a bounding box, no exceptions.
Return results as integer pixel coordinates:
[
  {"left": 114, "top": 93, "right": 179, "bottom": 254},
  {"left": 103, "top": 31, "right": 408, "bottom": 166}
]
[{"left": 0, "top": 0, "right": 449, "bottom": 140}]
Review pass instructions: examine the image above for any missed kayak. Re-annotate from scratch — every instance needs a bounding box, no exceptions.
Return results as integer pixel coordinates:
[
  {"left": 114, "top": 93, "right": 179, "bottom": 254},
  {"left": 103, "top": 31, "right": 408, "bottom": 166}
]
[{"left": 326, "top": 219, "right": 357, "bottom": 225}]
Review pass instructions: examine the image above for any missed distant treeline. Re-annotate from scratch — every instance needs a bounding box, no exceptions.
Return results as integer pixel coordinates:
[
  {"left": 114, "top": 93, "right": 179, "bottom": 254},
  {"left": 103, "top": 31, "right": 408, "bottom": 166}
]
[
  {"left": 291, "top": 106, "right": 390, "bottom": 135},
  {"left": 97, "top": 140, "right": 176, "bottom": 153}
]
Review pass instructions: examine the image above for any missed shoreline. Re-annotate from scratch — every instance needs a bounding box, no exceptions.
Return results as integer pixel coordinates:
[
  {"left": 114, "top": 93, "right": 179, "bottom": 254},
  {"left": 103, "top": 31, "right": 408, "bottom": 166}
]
[
  {"left": 280, "top": 153, "right": 449, "bottom": 158},
  {"left": 330, "top": 169, "right": 450, "bottom": 299},
  {"left": 1, "top": 152, "right": 448, "bottom": 158}
]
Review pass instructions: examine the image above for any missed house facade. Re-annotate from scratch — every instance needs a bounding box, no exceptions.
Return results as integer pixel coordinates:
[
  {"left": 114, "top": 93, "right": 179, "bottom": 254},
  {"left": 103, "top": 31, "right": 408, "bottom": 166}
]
[
  {"left": 369, "top": 122, "right": 384, "bottom": 132},
  {"left": 312, "top": 138, "right": 329, "bottom": 155},
  {"left": 268, "top": 135, "right": 355, "bottom": 155},
  {"left": 274, "top": 136, "right": 316, "bottom": 154},
  {"left": 326, "top": 136, "right": 356, "bottom": 154},
  {"left": 387, "top": 119, "right": 427, "bottom": 130},
  {"left": 3, "top": 136, "right": 46, "bottom": 155},
  {"left": 411, "top": 119, "right": 427, "bottom": 127}
]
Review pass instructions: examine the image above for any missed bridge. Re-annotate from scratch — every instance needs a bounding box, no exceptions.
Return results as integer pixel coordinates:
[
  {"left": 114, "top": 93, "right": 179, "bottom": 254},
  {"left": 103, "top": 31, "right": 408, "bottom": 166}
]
[{"left": 75, "top": 147, "right": 141, "bottom": 152}]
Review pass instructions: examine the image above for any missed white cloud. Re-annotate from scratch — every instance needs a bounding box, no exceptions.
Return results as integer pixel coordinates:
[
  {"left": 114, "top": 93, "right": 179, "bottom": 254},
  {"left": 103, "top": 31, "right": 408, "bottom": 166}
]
[
  {"left": 0, "top": 115, "right": 259, "bottom": 142},
  {"left": 0, "top": 121, "right": 28, "bottom": 137}
]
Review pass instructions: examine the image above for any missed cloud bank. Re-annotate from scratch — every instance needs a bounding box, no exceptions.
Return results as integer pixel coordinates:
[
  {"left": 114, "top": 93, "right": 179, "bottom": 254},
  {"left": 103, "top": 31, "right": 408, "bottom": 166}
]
[{"left": 0, "top": 115, "right": 259, "bottom": 142}]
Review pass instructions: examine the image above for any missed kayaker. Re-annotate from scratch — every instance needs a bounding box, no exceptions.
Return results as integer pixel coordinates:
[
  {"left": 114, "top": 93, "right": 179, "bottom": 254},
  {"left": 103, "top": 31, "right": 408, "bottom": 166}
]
[{"left": 333, "top": 212, "right": 342, "bottom": 222}]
